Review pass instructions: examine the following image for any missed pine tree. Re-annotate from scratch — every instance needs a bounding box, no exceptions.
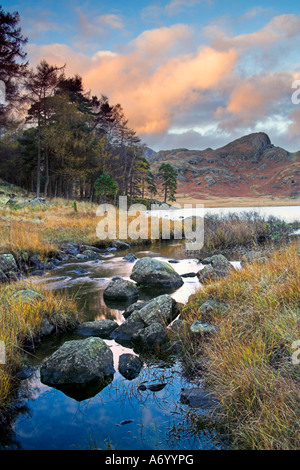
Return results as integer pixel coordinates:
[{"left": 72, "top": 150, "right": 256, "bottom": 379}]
[{"left": 157, "top": 163, "right": 177, "bottom": 203}]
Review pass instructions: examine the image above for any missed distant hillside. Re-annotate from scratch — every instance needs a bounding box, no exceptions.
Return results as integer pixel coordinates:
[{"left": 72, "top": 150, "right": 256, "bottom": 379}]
[{"left": 147, "top": 133, "right": 300, "bottom": 199}]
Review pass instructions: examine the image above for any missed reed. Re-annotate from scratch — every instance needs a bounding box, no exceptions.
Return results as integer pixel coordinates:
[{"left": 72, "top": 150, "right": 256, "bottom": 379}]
[{"left": 181, "top": 243, "right": 300, "bottom": 449}]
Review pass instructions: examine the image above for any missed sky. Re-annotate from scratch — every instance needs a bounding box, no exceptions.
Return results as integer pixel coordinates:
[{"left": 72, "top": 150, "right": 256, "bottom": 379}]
[{"left": 2, "top": 0, "right": 300, "bottom": 152}]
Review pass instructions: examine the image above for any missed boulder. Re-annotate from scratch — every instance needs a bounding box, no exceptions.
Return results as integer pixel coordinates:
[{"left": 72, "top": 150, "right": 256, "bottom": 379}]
[
  {"left": 133, "top": 322, "right": 168, "bottom": 351},
  {"left": 103, "top": 278, "right": 139, "bottom": 301},
  {"left": 77, "top": 319, "right": 118, "bottom": 338},
  {"left": 112, "top": 294, "right": 178, "bottom": 346},
  {"left": 118, "top": 353, "right": 143, "bottom": 380},
  {"left": 197, "top": 254, "right": 234, "bottom": 284},
  {"left": 112, "top": 240, "right": 130, "bottom": 251},
  {"left": 199, "top": 300, "right": 228, "bottom": 322},
  {"left": 13, "top": 289, "right": 43, "bottom": 303},
  {"left": 0, "top": 253, "right": 20, "bottom": 280},
  {"left": 130, "top": 257, "right": 183, "bottom": 289},
  {"left": 123, "top": 301, "right": 150, "bottom": 319},
  {"left": 40, "top": 337, "right": 114, "bottom": 386}
]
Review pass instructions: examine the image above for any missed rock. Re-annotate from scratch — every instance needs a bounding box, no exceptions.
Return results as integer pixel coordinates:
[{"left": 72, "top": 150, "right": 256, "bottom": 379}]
[
  {"left": 181, "top": 272, "right": 197, "bottom": 278},
  {"left": 123, "top": 301, "right": 150, "bottom": 319},
  {"left": 112, "top": 240, "right": 130, "bottom": 251},
  {"left": 241, "top": 251, "right": 268, "bottom": 266},
  {"left": 190, "top": 320, "right": 219, "bottom": 335},
  {"left": 77, "top": 319, "right": 118, "bottom": 338},
  {"left": 118, "top": 353, "right": 143, "bottom": 380},
  {"left": 74, "top": 268, "right": 88, "bottom": 275},
  {"left": 130, "top": 257, "right": 183, "bottom": 289},
  {"left": 29, "top": 254, "right": 42, "bottom": 266},
  {"left": 0, "top": 253, "right": 20, "bottom": 280},
  {"left": 15, "top": 366, "right": 36, "bottom": 380},
  {"left": 136, "top": 294, "right": 179, "bottom": 327},
  {"left": 40, "top": 318, "right": 55, "bottom": 337},
  {"left": 180, "top": 388, "right": 218, "bottom": 408},
  {"left": 40, "top": 337, "right": 114, "bottom": 386},
  {"left": 81, "top": 250, "right": 99, "bottom": 258},
  {"left": 75, "top": 254, "right": 88, "bottom": 260},
  {"left": 199, "top": 300, "right": 228, "bottom": 322},
  {"left": 197, "top": 254, "right": 234, "bottom": 283},
  {"left": 168, "top": 259, "right": 179, "bottom": 263},
  {"left": 133, "top": 322, "right": 168, "bottom": 351},
  {"left": 60, "top": 243, "right": 79, "bottom": 255},
  {"left": 123, "top": 253, "right": 137, "bottom": 262},
  {"left": 13, "top": 289, "right": 43, "bottom": 303},
  {"left": 146, "top": 383, "right": 167, "bottom": 392},
  {"left": 103, "top": 278, "right": 139, "bottom": 301},
  {"left": 0, "top": 268, "right": 8, "bottom": 282},
  {"left": 20, "top": 197, "right": 50, "bottom": 207},
  {"left": 79, "top": 245, "right": 101, "bottom": 253},
  {"left": 112, "top": 294, "right": 178, "bottom": 346}
]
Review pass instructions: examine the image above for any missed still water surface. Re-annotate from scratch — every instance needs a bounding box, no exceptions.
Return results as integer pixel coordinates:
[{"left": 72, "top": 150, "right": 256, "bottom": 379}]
[{"left": 4, "top": 242, "right": 226, "bottom": 450}]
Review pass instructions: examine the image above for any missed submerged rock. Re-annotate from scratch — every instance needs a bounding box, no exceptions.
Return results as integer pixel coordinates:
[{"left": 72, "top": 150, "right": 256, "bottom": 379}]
[
  {"left": 130, "top": 257, "right": 183, "bottom": 289},
  {"left": 40, "top": 337, "right": 114, "bottom": 386},
  {"left": 103, "top": 278, "right": 139, "bottom": 301},
  {"left": 77, "top": 319, "right": 118, "bottom": 338},
  {"left": 123, "top": 253, "right": 137, "bottom": 263},
  {"left": 118, "top": 353, "right": 143, "bottom": 380},
  {"left": 180, "top": 388, "right": 218, "bottom": 408}
]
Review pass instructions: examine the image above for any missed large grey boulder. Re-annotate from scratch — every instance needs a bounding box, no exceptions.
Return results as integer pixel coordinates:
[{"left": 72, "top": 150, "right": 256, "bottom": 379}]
[
  {"left": 103, "top": 278, "right": 139, "bottom": 301},
  {"left": 130, "top": 257, "right": 183, "bottom": 289},
  {"left": 40, "top": 337, "right": 114, "bottom": 386},
  {"left": 0, "top": 253, "right": 20, "bottom": 280},
  {"left": 133, "top": 323, "right": 168, "bottom": 351},
  {"left": 77, "top": 319, "right": 118, "bottom": 338},
  {"left": 197, "top": 254, "right": 234, "bottom": 284},
  {"left": 122, "top": 301, "right": 150, "bottom": 319},
  {"left": 112, "top": 294, "right": 178, "bottom": 348}
]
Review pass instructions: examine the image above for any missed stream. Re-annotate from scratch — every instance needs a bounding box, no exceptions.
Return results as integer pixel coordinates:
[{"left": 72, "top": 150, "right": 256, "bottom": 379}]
[{"left": 2, "top": 241, "right": 234, "bottom": 451}]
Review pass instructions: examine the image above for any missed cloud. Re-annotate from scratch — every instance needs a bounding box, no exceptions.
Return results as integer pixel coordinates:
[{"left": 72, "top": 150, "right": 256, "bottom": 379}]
[
  {"left": 204, "top": 14, "right": 300, "bottom": 52},
  {"left": 26, "top": 14, "right": 300, "bottom": 152},
  {"left": 165, "top": 0, "right": 206, "bottom": 16},
  {"left": 75, "top": 8, "right": 124, "bottom": 47}
]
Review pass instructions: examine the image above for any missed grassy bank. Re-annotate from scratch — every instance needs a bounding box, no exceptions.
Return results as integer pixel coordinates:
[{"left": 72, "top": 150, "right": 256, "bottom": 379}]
[
  {"left": 181, "top": 243, "right": 300, "bottom": 449},
  {"left": 0, "top": 279, "right": 80, "bottom": 409}
]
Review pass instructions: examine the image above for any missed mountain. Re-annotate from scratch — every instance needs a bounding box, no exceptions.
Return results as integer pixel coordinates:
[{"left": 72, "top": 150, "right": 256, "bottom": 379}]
[{"left": 147, "top": 133, "right": 300, "bottom": 199}]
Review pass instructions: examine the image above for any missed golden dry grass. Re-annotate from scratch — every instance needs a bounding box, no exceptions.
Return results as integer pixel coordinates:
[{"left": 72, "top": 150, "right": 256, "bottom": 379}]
[
  {"left": 0, "top": 278, "right": 80, "bottom": 406},
  {"left": 182, "top": 243, "right": 300, "bottom": 449}
]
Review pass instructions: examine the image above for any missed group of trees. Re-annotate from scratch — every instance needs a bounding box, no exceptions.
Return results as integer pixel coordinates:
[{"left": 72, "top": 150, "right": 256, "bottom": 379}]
[{"left": 0, "top": 5, "right": 177, "bottom": 204}]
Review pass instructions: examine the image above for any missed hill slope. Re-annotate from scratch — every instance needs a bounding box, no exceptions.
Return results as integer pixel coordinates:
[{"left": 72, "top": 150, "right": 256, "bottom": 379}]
[{"left": 148, "top": 133, "right": 300, "bottom": 200}]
